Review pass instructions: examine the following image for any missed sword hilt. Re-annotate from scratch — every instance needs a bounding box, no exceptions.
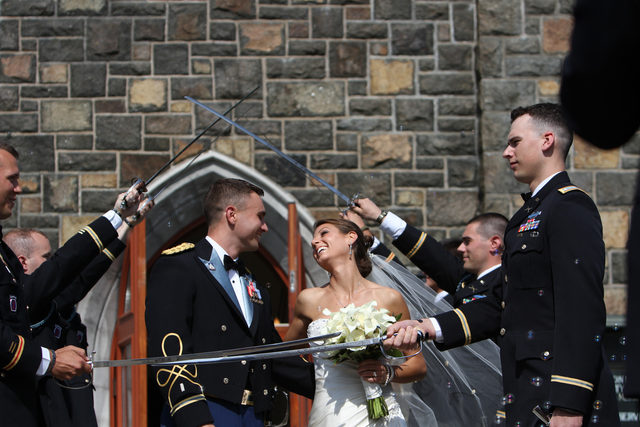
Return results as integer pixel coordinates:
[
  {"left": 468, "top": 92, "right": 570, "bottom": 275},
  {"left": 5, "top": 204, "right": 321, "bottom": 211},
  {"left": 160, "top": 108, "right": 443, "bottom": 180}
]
[{"left": 119, "top": 177, "right": 147, "bottom": 210}]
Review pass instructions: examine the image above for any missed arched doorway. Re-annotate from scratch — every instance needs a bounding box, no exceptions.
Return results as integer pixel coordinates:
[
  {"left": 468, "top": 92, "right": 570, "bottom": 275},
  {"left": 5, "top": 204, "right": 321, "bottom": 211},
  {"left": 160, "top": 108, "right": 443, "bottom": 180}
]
[{"left": 78, "top": 152, "right": 329, "bottom": 426}]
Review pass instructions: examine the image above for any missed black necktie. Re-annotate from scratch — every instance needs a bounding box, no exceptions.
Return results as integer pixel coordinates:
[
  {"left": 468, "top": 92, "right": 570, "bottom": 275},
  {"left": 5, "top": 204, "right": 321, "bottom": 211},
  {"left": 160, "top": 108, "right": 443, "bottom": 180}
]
[
  {"left": 223, "top": 255, "right": 246, "bottom": 276},
  {"left": 521, "top": 192, "right": 532, "bottom": 202}
]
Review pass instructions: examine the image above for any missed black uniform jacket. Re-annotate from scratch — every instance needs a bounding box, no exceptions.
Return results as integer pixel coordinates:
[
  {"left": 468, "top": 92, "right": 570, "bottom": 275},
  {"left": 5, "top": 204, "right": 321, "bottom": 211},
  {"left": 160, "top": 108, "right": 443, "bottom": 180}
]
[
  {"left": 433, "top": 173, "right": 619, "bottom": 426},
  {"left": 0, "top": 217, "right": 117, "bottom": 427},
  {"left": 391, "top": 224, "right": 500, "bottom": 307},
  {"left": 146, "top": 239, "right": 315, "bottom": 427}
]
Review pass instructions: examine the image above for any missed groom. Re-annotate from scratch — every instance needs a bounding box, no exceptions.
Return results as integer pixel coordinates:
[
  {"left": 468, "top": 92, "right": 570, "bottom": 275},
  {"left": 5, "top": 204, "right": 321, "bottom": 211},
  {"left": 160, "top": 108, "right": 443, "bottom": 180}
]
[{"left": 146, "top": 178, "right": 315, "bottom": 427}]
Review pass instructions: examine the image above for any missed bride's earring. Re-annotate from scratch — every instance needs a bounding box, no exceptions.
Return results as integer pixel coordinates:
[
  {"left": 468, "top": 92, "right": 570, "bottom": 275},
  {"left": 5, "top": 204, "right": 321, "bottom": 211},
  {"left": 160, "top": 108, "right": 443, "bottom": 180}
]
[{"left": 349, "top": 243, "right": 353, "bottom": 260}]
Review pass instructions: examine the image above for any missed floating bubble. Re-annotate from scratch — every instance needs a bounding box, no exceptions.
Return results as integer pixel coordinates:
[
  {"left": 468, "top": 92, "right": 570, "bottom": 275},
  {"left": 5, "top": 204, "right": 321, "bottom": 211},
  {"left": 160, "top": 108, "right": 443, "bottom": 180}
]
[
  {"left": 623, "top": 355, "right": 627, "bottom": 361},
  {"left": 500, "top": 394, "right": 515, "bottom": 406},
  {"left": 620, "top": 336, "right": 626, "bottom": 345},
  {"left": 527, "top": 330, "right": 534, "bottom": 340},
  {"left": 541, "top": 351, "right": 550, "bottom": 361},
  {"left": 575, "top": 259, "right": 580, "bottom": 264},
  {"left": 266, "top": 282, "right": 271, "bottom": 288},
  {"left": 400, "top": 126, "right": 403, "bottom": 131},
  {"left": 543, "top": 401, "right": 551, "bottom": 410},
  {"left": 447, "top": 382, "right": 451, "bottom": 388},
  {"left": 610, "top": 355, "right": 617, "bottom": 361},
  {"left": 538, "top": 290, "right": 544, "bottom": 296},
  {"left": 591, "top": 415, "right": 599, "bottom": 423},
  {"left": 530, "top": 377, "right": 542, "bottom": 387},
  {"left": 594, "top": 335, "right": 601, "bottom": 342},
  {"left": 515, "top": 422, "right": 521, "bottom": 426},
  {"left": 613, "top": 324, "right": 619, "bottom": 331},
  {"left": 495, "top": 415, "right": 503, "bottom": 425},
  {"left": 390, "top": 392, "right": 396, "bottom": 397},
  {"left": 593, "top": 400, "right": 602, "bottom": 410},
  {"left": 167, "top": 222, "right": 171, "bottom": 227}
]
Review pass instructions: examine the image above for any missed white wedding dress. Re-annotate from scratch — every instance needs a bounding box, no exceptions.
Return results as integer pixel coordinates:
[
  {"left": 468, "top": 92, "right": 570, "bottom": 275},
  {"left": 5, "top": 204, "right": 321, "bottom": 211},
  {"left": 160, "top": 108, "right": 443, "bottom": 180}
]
[{"left": 307, "top": 319, "right": 406, "bottom": 427}]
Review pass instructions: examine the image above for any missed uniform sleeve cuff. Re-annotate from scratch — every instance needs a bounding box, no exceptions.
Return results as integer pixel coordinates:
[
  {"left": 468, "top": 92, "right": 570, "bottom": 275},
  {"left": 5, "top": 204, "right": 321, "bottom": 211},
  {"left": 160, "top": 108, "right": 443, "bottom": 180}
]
[
  {"left": 103, "top": 209, "right": 123, "bottom": 230},
  {"left": 370, "top": 236, "right": 381, "bottom": 250},
  {"left": 429, "top": 318, "right": 444, "bottom": 343},
  {"left": 36, "top": 347, "right": 51, "bottom": 376},
  {"left": 379, "top": 212, "right": 407, "bottom": 240}
]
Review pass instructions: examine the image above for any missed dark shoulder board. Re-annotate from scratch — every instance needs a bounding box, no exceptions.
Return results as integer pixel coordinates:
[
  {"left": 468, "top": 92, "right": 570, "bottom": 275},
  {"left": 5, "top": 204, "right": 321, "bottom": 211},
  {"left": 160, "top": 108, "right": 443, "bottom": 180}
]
[
  {"left": 558, "top": 185, "right": 589, "bottom": 196},
  {"left": 161, "top": 242, "right": 195, "bottom": 256}
]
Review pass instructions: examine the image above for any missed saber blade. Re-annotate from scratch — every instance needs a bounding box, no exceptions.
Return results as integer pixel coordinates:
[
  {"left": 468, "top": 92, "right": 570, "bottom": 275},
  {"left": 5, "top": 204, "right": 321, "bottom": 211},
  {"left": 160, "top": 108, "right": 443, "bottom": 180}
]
[{"left": 185, "top": 96, "right": 353, "bottom": 206}]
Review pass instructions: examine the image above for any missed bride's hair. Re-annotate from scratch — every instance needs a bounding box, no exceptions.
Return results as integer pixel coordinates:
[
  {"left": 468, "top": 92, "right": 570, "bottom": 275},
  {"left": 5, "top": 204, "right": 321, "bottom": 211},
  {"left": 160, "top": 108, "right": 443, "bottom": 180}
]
[{"left": 313, "top": 219, "right": 374, "bottom": 277}]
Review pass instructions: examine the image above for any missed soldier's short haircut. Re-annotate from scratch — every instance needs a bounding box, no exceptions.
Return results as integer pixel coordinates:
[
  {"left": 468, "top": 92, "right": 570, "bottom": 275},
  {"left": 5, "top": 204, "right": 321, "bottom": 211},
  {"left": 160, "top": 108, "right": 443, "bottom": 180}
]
[
  {"left": 0, "top": 142, "right": 19, "bottom": 159},
  {"left": 4, "top": 228, "right": 48, "bottom": 258},
  {"left": 511, "top": 103, "right": 574, "bottom": 160},
  {"left": 203, "top": 178, "right": 265, "bottom": 226},
  {"left": 467, "top": 213, "right": 508, "bottom": 251}
]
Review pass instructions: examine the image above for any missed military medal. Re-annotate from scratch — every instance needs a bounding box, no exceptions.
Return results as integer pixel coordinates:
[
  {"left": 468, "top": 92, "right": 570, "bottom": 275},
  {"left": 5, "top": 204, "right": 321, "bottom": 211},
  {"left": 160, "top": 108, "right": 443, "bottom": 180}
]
[
  {"left": 247, "top": 280, "right": 263, "bottom": 305},
  {"left": 518, "top": 218, "right": 540, "bottom": 232}
]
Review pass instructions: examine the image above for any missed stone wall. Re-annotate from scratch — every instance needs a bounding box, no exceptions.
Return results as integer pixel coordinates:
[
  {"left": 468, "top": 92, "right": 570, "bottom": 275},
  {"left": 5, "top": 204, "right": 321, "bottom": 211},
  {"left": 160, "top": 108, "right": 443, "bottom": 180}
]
[{"left": 0, "top": 0, "right": 635, "bottom": 314}]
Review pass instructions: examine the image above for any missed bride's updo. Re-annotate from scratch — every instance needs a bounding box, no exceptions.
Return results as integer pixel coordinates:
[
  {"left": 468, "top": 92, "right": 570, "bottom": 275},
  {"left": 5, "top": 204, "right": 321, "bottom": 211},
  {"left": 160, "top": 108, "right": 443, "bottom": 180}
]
[{"left": 313, "top": 218, "right": 374, "bottom": 277}]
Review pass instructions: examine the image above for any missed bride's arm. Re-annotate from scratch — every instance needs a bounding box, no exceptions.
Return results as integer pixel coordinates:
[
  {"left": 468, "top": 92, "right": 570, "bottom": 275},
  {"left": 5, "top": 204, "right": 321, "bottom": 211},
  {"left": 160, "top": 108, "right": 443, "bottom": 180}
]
[{"left": 284, "top": 288, "right": 315, "bottom": 341}]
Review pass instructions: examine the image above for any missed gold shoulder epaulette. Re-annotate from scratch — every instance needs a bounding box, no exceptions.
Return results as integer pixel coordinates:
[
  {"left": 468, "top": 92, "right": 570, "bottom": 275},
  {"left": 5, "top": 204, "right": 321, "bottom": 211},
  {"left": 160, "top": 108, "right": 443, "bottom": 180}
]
[
  {"left": 162, "top": 242, "right": 195, "bottom": 255},
  {"left": 558, "top": 185, "right": 589, "bottom": 196}
]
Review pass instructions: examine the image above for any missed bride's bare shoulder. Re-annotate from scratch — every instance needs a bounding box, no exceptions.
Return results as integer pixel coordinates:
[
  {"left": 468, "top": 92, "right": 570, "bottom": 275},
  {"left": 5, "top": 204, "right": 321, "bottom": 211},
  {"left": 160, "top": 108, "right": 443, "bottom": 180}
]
[{"left": 297, "top": 286, "right": 326, "bottom": 305}]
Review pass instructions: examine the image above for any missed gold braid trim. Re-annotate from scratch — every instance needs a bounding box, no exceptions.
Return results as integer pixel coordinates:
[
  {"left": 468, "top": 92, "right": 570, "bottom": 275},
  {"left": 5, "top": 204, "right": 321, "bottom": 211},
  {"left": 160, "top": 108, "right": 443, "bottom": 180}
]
[
  {"left": 406, "top": 232, "right": 427, "bottom": 259},
  {"left": 79, "top": 226, "right": 104, "bottom": 252},
  {"left": 3, "top": 335, "right": 25, "bottom": 370},
  {"left": 550, "top": 375, "right": 594, "bottom": 391},
  {"left": 103, "top": 248, "right": 116, "bottom": 262}
]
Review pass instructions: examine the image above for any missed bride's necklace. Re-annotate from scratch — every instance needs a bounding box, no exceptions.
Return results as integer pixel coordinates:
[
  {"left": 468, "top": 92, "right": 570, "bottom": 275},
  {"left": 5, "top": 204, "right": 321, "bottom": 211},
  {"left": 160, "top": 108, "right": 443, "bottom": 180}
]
[{"left": 329, "top": 280, "right": 361, "bottom": 308}]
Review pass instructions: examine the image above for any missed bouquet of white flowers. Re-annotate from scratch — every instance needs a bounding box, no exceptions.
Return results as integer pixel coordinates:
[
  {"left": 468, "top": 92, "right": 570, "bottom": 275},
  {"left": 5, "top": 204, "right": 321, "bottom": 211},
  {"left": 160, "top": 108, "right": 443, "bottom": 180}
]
[{"left": 320, "top": 300, "right": 402, "bottom": 420}]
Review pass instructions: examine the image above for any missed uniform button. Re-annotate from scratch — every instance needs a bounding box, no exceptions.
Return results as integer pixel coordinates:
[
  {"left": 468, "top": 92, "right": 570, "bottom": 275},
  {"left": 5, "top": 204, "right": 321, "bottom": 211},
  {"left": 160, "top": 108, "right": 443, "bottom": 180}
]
[
  {"left": 501, "top": 301, "right": 505, "bottom": 309},
  {"left": 223, "top": 378, "right": 229, "bottom": 384},
  {"left": 543, "top": 351, "right": 550, "bottom": 359},
  {"left": 262, "top": 338, "right": 266, "bottom": 344},
  {"left": 241, "top": 360, "right": 246, "bottom": 365},
  {"left": 500, "top": 328, "right": 506, "bottom": 336},
  {"left": 221, "top": 325, "right": 227, "bottom": 331},
  {"left": 504, "top": 275, "right": 508, "bottom": 282},
  {"left": 251, "top": 368, "right": 254, "bottom": 373},
  {"left": 263, "top": 389, "right": 268, "bottom": 396},
  {"left": 521, "top": 244, "right": 527, "bottom": 250},
  {"left": 263, "top": 364, "right": 266, "bottom": 370}
]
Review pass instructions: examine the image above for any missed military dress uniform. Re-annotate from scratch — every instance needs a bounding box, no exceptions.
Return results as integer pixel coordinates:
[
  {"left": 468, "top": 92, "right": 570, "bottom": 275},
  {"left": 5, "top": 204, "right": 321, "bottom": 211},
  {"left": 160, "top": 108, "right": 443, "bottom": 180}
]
[
  {"left": 433, "top": 172, "right": 619, "bottom": 426},
  {"left": 392, "top": 224, "right": 500, "bottom": 307},
  {"left": 146, "top": 239, "right": 315, "bottom": 427},
  {"left": 0, "top": 217, "right": 118, "bottom": 427}
]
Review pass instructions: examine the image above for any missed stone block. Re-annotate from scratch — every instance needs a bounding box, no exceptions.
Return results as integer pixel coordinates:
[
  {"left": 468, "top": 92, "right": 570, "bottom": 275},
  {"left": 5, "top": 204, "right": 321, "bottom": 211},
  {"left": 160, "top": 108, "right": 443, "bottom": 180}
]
[
  {"left": 81, "top": 190, "right": 121, "bottom": 212},
  {"left": 109, "top": 78, "right": 126, "bottom": 96},
  {"left": 240, "top": 22, "right": 285, "bottom": 56},
  {"left": 622, "top": 157, "right": 638, "bottom": 169},
  {"left": 289, "top": 40, "right": 326, "bottom": 56},
  {"left": 171, "top": 77, "right": 213, "bottom": 100},
  {"left": 505, "top": 56, "right": 562, "bottom": 77},
  {"left": 574, "top": 136, "right": 620, "bottom": 169},
  {"left": 172, "top": 102, "right": 191, "bottom": 113},
  {"left": 0, "top": 54, "right": 36, "bottom": 83},
  {"left": 267, "top": 58, "right": 325, "bottom": 79},
  {"left": 308, "top": 172, "right": 335, "bottom": 188},
  {"left": 211, "top": 0, "right": 256, "bottom": 20},
  {"left": 596, "top": 172, "right": 636, "bottom": 206},
  {"left": 285, "top": 120, "right": 333, "bottom": 150},
  {"left": 40, "top": 64, "right": 67, "bottom": 83},
  {"left": 611, "top": 251, "right": 628, "bottom": 284},
  {"left": 348, "top": 81, "right": 367, "bottom": 96},
  {"left": 543, "top": 18, "right": 573, "bottom": 53},
  {"left": 416, "top": 3, "right": 449, "bottom": 20},
  {"left": 289, "top": 22, "right": 309, "bottom": 39},
  {"left": 525, "top": 17, "right": 541, "bottom": 35},
  {"left": 567, "top": 171, "right": 593, "bottom": 194},
  {"left": 395, "top": 208, "right": 425, "bottom": 228},
  {"left": 21, "top": 215, "right": 59, "bottom": 229},
  {"left": 601, "top": 210, "right": 629, "bottom": 249},
  {"left": 438, "top": 24, "right": 451, "bottom": 42},
  {"left": 168, "top": 4, "right": 206, "bottom": 41},
  {"left": 396, "top": 190, "right": 424, "bottom": 207},
  {"left": 192, "top": 59, "right": 212, "bottom": 75},
  {"left": 194, "top": 101, "right": 231, "bottom": 130},
  {"left": 525, "top": 0, "right": 556, "bottom": 15},
  {"left": 438, "top": 118, "right": 475, "bottom": 132},
  {"left": 109, "top": 62, "right": 151, "bottom": 76},
  {"left": 1, "top": 0, "right": 55, "bottom": 16},
  {"left": 506, "top": 37, "right": 540, "bottom": 54},
  {"left": 396, "top": 99, "right": 434, "bottom": 132},
  {"left": 481, "top": 112, "right": 511, "bottom": 151},
  {"left": 349, "top": 99, "right": 391, "bottom": 116},
  {"left": 338, "top": 172, "right": 391, "bottom": 205},
  {"left": 216, "top": 137, "right": 252, "bottom": 164},
  {"left": 17, "top": 173, "right": 40, "bottom": 193},
  {"left": 255, "top": 153, "right": 307, "bottom": 187},
  {"left": 145, "top": 115, "right": 191, "bottom": 135},
  {"left": 129, "top": 78, "right": 167, "bottom": 113},
  {"left": 145, "top": 137, "right": 169, "bottom": 151},
  {"left": 0, "top": 20, "right": 17, "bottom": 51},
  {"left": 86, "top": 19, "right": 131, "bottom": 61},
  {"left": 39, "top": 39, "right": 84, "bottom": 62},
  {"left": 392, "top": 24, "right": 434, "bottom": 56},
  {"left": 21, "top": 40, "right": 37, "bottom": 51},
  {"left": 259, "top": 6, "right": 308, "bottom": 19},
  {"left": 42, "top": 101, "right": 92, "bottom": 132},
  {"left": 290, "top": 189, "right": 336, "bottom": 207},
  {"left": 438, "top": 98, "right": 474, "bottom": 116},
  {"left": 120, "top": 153, "right": 169, "bottom": 187},
  {"left": 210, "top": 22, "right": 236, "bottom": 41},
  {"left": 132, "top": 44, "right": 150, "bottom": 62},
  {"left": 362, "top": 134, "right": 412, "bottom": 169},
  {"left": 478, "top": 37, "right": 503, "bottom": 78},
  {"left": 70, "top": 63, "right": 106, "bottom": 97},
  {"left": 311, "top": 7, "right": 343, "bottom": 39},
  {"left": 154, "top": 44, "right": 188, "bottom": 75},
  {"left": 346, "top": 7, "right": 370, "bottom": 20},
  {"left": 370, "top": 41, "right": 388, "bottom": 55},
  {"left": 448, "top": 157, "right": 478, "bottom": 187},
  {"left": 58, "top": 152, "right": 116, "bottom": 171},
  {"left": 111, "top": 2, "right": 165, "bottom": 16},
  {"left": 20, "top": 101, "right": 37, "bottom": 111},
  {"left": 96, "top": 116, "right": 141, "bottom": 150},
  {"left": 374, "top": 0, "right": 410, "bottom": 20},
  {"left": 419, "top": 58, "right": 435, "bottom": 72},
  {"left": 267, "top": 81, "right": 344, "bottom": 117},
  {"left": 336, "top": 134, "right": 357, "bottom": 151},
  {"left": 395, "top": 171, "right": 443, "bottom": 188},
  {"left": 59, "top": 0, "right": 106, "bottom": 15},
  {"left": 215, "top": 59, "right": 263, "bottom": 99},
  {"left": 538, "top": 80, "right": 560, "bottom": 96},
  {"left": 234, "top": 102, "right": 263, "bottom": 119},
  {"left": 20, "top": 85, "right": 67, "bottom": 98},
  {"left": 192, "top": 43, "right": 237, "bottom": 57},
  {"left": 81, "top": 173, "right": 117, "bottom": 188},
  {"left": 0, "top": 86, "right": 18, "bottom": 111},
  {"left": 452, "top": 4, "right": 475, "bottom": 42},
  {"left": 329, "top": 41, "right": 366, "bottom": 77},
  {"left": 244, "top": 120, "right": 281, "bottom": 137},
  {"left": 346, "top": 22, "right": 388, "bottom": 39},
  {"left": 416, "top": 157, "right": 444, "bottom": 169},
  {"left": 438, "top": 44, "right": 472, "bottom": 71},
  {"left": 417, "top": 133, "right": 475, "bottom": 156},
  {"left": 20, "top": 197, "right": 41, "bottom": 213},
  {"left": 134, "top": 19, "right": 165, "bottom": 41},
  {"left": 57, "top": 134, "right": 93, "bottom": 150},
  {"left": 480, "top": 80, "right": 536, "bottom": 111},
  {"left": 603, "top": 286, "right": 627, "bottom": 314},
  {"left": 622, "top": 133, "right": 640, "bottom": 155},
  {"left": 43, "top": 175, "right": 78, "bottom": 213},
  {"left": 427, "top": 191, "right": 479, "bottom": 226},
  {"left": 337, "top": 119, "right": 392, "bottom": 132},
  {"left": 0, "top": 113, "right": 37, "bottom": 132},
  {"left": 311, "top": 153, "right": 358, "bottom": 169},
  {"left": 483, "top": 152, "right": 529, "bottom": 193},
  {"left": 172, "top": 137, "right": 206, "bottom": 163},
  {"left": 420, "top": 74, "right": 474, "bottom": 95},
  {"left": 479, "top": 0, "right": 521, "bottom": 35},
  {"left": 370, "top": 59, "right": 413, "bottom": 95},
  {"left": 22, "top": 18, "right": 82, "bottom": 37}
]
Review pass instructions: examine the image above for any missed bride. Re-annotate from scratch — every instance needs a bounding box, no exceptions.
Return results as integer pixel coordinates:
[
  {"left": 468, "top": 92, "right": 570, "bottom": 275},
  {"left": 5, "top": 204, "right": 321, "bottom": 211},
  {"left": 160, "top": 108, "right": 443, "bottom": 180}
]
[{"left": 285, "top": 218, "right": 427, "bottom": 427}]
